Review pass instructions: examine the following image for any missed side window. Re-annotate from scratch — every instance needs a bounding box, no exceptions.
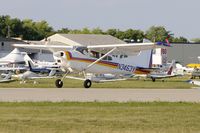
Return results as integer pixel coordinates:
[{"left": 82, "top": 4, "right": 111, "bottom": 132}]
[
  {"left": 108, "top": 56, "right": 112, "bottom": 61},
  {"left": 57, "top": 60, "right": 61, "bottom": 63},
  {"left": 119, "top": 55, "right": 128, "bottom": 58}
]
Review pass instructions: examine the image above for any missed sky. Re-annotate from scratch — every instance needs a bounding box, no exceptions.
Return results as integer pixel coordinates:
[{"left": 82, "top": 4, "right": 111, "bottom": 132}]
[{"left": 0, "top": 0, "right": 199, "bottom": 39}]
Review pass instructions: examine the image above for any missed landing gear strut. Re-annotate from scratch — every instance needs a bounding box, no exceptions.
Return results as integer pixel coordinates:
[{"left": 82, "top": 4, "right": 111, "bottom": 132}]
[
  {"left": 55, "top": 79, "right": 63, "bottom": 88},
  {"left": 84, "top": 79, "right": 92, "bottom": 88},
  {"left": 55, "top": 71, "right": 70, "bottom": 88}
]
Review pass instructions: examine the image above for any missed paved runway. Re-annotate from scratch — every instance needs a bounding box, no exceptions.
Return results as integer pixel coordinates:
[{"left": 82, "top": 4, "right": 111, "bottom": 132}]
[{"left": 0, "top": 88, "right": 200, "bottom": 102}]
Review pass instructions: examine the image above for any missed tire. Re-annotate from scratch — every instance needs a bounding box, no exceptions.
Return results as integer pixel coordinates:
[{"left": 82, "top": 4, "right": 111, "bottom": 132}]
[
  {"left": 55, "top": 79, "right": 63, "bottom": 88},
  {"left": 84, "top": 79, "right": 92, "bottom": 88},
  {"left": 151, "top": 77, "right": 156, "bottom": 82}
]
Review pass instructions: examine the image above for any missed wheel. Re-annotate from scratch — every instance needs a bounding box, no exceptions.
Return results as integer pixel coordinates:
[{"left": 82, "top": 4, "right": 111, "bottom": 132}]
[
  {"left": 55, "top": 79, "right": 63, "bottom": 88},
  {"left": 151, "top": 77, "right": 156, "bottom": 82},
  {"left": 84, "top": 79, "right": 92, "bottom": 88}
]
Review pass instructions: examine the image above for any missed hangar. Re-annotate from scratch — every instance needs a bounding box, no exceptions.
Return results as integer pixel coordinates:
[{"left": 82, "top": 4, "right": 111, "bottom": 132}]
[
  {"left": 167, "top": 43, "right": 200, "bottom": 66},
  {"left": 44, "top": 33, "right": 126, "bottom": 46},
  {"left": 0, "top": 37, "right": 26, "bottom": 57}
]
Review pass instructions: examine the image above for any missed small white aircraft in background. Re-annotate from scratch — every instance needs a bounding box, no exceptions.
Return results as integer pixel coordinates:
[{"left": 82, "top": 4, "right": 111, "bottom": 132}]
[
  {"left": 0, "top": 52, "right": 60, "bottom": 83},
  {"left": 0, "top": 48, "right": 26, "bottom": 66},
  {"left": 0, "top": 72, "right": 15, "bottom": 83},
  {"left": 147, "top": 60, "right": 181, "bottom": 82},
  {"left": 13, "top": 41, "right": 170, "bottom": 88},
  {"left": 187, "top": 80, "right": 200, "bottom": 86}
]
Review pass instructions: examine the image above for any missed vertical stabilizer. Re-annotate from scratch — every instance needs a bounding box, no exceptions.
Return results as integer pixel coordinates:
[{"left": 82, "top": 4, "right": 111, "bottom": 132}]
[{"left": 167, "top": 60, "right": 175, "bottom": 75}]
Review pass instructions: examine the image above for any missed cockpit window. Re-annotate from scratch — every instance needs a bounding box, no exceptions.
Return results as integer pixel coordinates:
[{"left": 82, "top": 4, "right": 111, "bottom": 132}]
[
  {"left": 76, "top": 47, "right": 88, "bottom": 55},
  {"left": 76, "top": 48, "right": 113, "bottom": 61}
]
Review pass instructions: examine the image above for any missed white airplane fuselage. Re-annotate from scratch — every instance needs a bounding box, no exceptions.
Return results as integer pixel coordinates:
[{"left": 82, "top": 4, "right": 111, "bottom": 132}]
[{"left": 57, "top": 49, "right": 152, "bottom": 75}]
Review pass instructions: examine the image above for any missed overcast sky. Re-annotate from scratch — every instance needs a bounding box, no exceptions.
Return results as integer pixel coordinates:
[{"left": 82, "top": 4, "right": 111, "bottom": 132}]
[{"left": 0, "top": 0, "right": 199, "bottom": 39}]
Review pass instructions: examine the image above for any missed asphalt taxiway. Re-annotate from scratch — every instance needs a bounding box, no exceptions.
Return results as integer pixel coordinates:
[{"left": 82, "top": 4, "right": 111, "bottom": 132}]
[{"left": 0, "top": 88, "right": 200, "bottom": 102}]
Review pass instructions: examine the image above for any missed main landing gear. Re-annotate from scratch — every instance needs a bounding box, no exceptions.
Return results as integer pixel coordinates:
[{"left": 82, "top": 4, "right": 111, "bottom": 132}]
[
  {"left": 151, "top": 77, "right": 156, "bottom": 82},
  {"left": 84, "top": 79, "right": 92, "bottom": 88},
  {"left": 55, "top": 78, "right": 92, "bottom": 88}
]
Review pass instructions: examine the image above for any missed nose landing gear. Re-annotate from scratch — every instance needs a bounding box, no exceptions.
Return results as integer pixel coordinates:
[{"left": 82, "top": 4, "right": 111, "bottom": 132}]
[{"left": 55, "top": 79, "right": 63, "bottom": 88}]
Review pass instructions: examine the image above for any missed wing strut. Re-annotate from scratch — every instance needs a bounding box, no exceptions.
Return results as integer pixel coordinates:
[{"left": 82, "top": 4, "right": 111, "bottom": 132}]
[{"left": 85, "top": 47, "right": 117, "bottom": 70}]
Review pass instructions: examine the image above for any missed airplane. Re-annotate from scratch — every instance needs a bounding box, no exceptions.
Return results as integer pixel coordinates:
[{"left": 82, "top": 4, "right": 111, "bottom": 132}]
[
  {"left": 24, "top": 54, "right": 61, "bottom": 76},
  {"left": 187, "top": 79, "right": 200, "bottom": 86},
  {"left": 147, "top": 60, "right": 181, "bottom": 82},
  {"left": 0, "top": 71, "right": 15, "bottom": 83},
  {"left": 15, "top": 57, "right": 60, "bottom": 83},
  {"left": 0, "top": 48, "right": 26, "bottom": 66},
  {"left": 13, "top": 41, "right": 170, "bottom": 88}
]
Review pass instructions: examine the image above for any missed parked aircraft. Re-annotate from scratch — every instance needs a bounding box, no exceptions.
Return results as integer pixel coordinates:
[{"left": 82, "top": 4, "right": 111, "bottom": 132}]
[
  {"left": 13, "top": 41, "right": 170, "bottom": 88},
  {"left": 0, "top": 72, "right": 15, "bottom": 83},
  {"left": 187, "top": 80, "right": 200, "bottom": 86},
  {"left": 0, "top": 48, "right": 26, "bottom": 66},
  {"left": 147, "top": 60, "right": 181, "bottom": 82},
  {"left": 0, "top": 52, "right": 59, "bottom": 83}
]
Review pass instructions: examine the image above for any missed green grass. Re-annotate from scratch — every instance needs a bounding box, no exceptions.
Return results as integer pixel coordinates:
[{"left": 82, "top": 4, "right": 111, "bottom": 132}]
[
  {"left": 0, "top": 102, "right": 200, "bottom": 133},
  {"left": 0, "top": 76, "right": 195, "bottom": 89}
]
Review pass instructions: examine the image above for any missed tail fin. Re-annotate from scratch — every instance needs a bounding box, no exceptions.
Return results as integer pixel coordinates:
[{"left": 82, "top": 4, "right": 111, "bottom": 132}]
[
  {"left": 156, "top": 33, "right": 173, "bottom": 47},
  {"left": 27, "top": 61, "right": 33, "bottom": 71},
  {"left": 24, "top": 54, "right": 35, "bottom": 69},
  {"left": 167, "top": 60, "right": 175, "bottom": 75}
]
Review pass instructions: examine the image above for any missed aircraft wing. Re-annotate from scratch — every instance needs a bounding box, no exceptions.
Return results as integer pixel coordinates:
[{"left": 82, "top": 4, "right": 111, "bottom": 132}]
[
  {"left": 0, "top": 67, "right": 28, "bottom": 71},
  {"left": 0, "top": 79, "right": 15, "bottom": 83},
  {"left": 87, "top": 42, "right": 169, "bottom": 55},
  {"left": 149, "top": 74, "right": 178, "bottom": 79},
  {"left": 13, "top": 42, "right": 170, "bottom": 55},
  {"left": 13, "top": 44, "right": 73, "bottom": 52}
]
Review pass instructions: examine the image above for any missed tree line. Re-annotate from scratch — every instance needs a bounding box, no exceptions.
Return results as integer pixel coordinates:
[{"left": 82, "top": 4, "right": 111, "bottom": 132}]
[{"left": 0, "top": 15, "right": 194, "bottom": 43}]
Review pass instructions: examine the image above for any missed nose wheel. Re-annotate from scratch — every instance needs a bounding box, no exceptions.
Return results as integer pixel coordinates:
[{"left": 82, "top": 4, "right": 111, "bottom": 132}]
[
  {"left": 84, "top": 79, "right": 92, "bottom": 88},
  {"left": 55, "top": 79, "right": 63, "bottom": 88}
]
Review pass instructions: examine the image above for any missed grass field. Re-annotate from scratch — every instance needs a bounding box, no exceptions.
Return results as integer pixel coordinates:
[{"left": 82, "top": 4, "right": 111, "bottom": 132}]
[
  {"left": 0, "top": 102, "right": 200, "bottom": 133},
  {"left": 0, "top": 76, "right": 195, "bottom": 89}
]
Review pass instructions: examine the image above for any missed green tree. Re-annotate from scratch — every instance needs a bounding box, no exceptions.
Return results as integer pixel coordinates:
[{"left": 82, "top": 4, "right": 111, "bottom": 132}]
[
  {"left": 172, "top": 36, "right": 188, "bottom": 43},
  {"left": 57, "top": 28, "right": 70, "bottom": 34},
  {"left": 81, "top": 27, "right": 91, "bottom": 34},
  {"left": 34, "top": 20, "right": 53, "bottom": 39},
  {"left": 106, "top": 29, "right": 118, "bottom": 37},
  {"left": 8, "top": 18, "right": 23, "bottom": 37},
  {"left": 22, "top": 19, "right": 53, "bottom": 40},
  {"left": 115, "top": 30, "right": 125, "bottom": 40},
  {"left": 0, "top": 15, "right": 11, "bottom": 37},
  {"left": 68, "top": 29, "right": 82, "bottom": 34},
  {"left": 124, "top": 29, "right": 144, "bottom": 42},
  {"left": 146, "top": 26, "right": 169, "bottom": 42},
  {"left": 91, "top": 27, "right": 104, "bottom": 34}
]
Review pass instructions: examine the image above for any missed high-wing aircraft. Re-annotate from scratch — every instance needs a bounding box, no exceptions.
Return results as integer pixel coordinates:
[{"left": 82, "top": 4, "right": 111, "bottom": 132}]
[
  {"left": 147, "top": 60, "right": 181, "bottom": 82},
  {"left": 13, "top": 41, "right": 170, "bottom": 88}
]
